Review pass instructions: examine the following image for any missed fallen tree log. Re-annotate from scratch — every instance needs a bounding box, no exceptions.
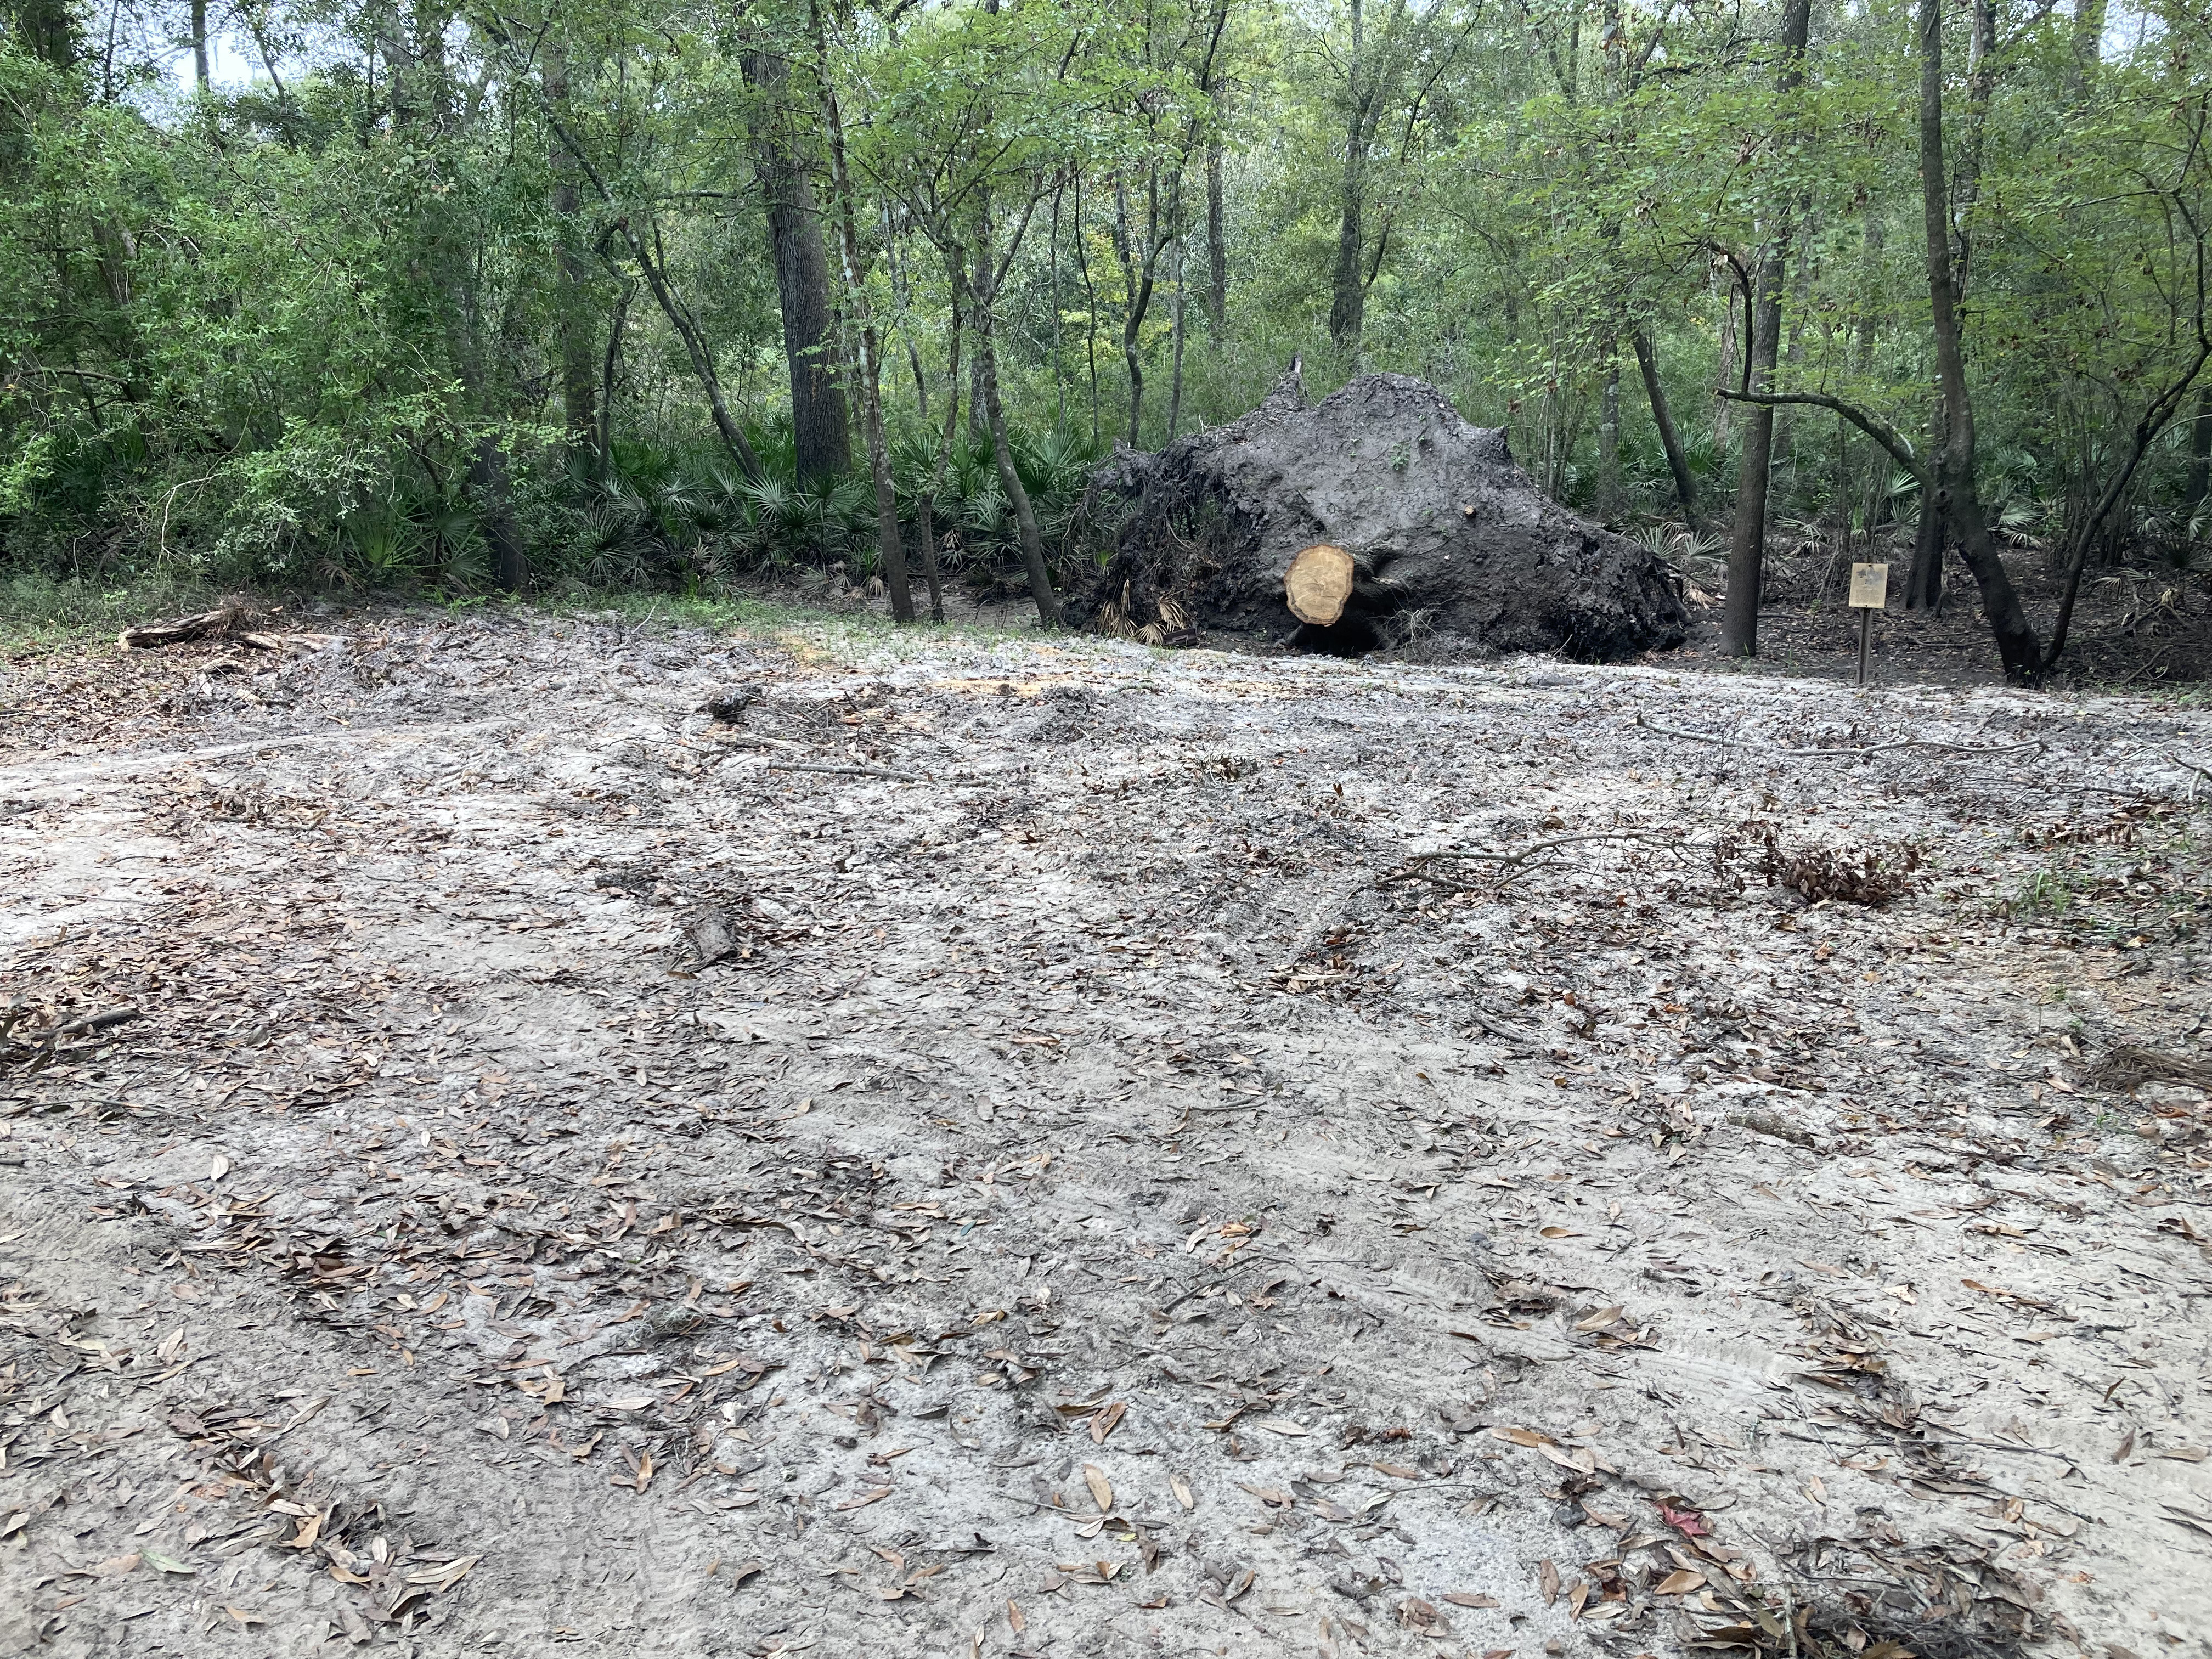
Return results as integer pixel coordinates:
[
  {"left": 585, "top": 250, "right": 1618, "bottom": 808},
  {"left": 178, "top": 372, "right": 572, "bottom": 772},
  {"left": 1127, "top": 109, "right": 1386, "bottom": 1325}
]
[{"left": 1071, "top": 370, "right": 1689, "bottom": 659}]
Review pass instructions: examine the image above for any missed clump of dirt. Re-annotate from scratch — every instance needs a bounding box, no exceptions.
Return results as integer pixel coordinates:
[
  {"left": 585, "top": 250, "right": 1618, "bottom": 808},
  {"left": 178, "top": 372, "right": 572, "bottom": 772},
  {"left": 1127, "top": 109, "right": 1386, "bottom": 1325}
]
[{"left": 1068, "top": 369, "right": 1689, "bottom": 660}]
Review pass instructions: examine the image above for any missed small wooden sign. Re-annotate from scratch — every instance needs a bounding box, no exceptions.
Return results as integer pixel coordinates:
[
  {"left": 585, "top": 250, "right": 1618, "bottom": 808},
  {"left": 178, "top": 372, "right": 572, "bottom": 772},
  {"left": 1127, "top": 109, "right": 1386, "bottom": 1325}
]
[{"left": 1848, "top": 563, "right": 1890, "bottom": 610}]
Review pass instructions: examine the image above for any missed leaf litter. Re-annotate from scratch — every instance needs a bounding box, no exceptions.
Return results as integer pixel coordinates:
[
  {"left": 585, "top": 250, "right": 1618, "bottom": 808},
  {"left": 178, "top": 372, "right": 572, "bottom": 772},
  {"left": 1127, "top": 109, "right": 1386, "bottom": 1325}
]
[{"left": 0, "top": 602, "right": 2208, "bottom": 1656}]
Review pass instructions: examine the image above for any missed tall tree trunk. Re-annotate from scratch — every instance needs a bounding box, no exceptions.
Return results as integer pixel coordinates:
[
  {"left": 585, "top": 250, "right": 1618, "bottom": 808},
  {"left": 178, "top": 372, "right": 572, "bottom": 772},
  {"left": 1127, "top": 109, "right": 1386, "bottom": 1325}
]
[
  {"left": 1917, "top": 0, "right": 2041, "bottom": 680},
  {"left": 970, "top": 200, "right": 1061, "bottom": 626},
  {"left": 546, "top": 41, "right": 597, "bottom": 476},
  {"left": 742, "top": 46, "right": 850, "bottom": 483},
  {"left": 1114, "top": 176, "right": 1164, "bottom": 448},
  {"left": 1720, "top": 0, "right": 1812, "bottom": 659},
  {"left": 1327, "top": 0, "right": 1369, "bottom": 352},
  {"left": 190, "top": 0, "right": 209, "bottom": 87},
  {"left": 1633, "top": 332, "right": 1699, "bottom": 529},
  {"left": 1596, "top": 346, "right": 1621, "bottom": 520},
  {"left": 811, "top": 1, "right": 910, "bottom": 622}
]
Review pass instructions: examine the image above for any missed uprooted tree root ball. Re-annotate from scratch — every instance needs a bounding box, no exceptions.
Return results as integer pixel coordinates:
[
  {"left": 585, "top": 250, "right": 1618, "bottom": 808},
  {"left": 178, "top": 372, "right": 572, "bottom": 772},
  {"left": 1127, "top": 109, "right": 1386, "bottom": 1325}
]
[{"left": 1068, "top": 371, "right": 1691, "bottom": 661}]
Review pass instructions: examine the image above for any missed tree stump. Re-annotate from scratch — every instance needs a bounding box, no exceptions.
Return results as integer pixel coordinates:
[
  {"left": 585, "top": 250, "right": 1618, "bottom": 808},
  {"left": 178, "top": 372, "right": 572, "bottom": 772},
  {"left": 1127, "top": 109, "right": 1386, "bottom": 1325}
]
[{"left": 1284, "top": 544, "right": 1358, "bottom": 626}]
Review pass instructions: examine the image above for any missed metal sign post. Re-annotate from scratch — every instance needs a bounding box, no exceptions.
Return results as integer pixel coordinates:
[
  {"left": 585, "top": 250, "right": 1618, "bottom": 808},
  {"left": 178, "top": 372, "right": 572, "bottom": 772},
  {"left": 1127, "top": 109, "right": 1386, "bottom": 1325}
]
[{"left": 1848, "top": 563, "right": 1889, "bottom": 688}]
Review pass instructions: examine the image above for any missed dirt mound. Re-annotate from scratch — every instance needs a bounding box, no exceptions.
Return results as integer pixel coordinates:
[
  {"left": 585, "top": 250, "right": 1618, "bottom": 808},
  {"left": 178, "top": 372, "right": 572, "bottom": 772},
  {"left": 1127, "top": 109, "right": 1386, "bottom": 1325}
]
[{"left": 1070, "top": 369, "right": 1689, "bottom": 658}]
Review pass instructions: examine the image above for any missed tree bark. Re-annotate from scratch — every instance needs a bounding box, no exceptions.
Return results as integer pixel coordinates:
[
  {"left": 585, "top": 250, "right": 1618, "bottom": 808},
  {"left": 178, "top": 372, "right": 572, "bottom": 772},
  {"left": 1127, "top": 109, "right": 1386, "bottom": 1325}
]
[
  {"left": 1917, "top": 0, "right": 2041, "bottom": 681},
  {"left": 1720, "top": 0, "right": 1812, "bottom": 659},
  {"left": 742, "top": 45, "right": 850, "bottom": 483},
  {"left": 1633, "top": 332, "right": 1699, "bottom": 529},
  {"left": 190, "top": 0, "right": 209, "bottom": 87},
  {"left": 811, "top": 0, "right": 911, "bottom": 621},
  {"left": 970, "top": 198, "right": 1061, "bottom": 625}
]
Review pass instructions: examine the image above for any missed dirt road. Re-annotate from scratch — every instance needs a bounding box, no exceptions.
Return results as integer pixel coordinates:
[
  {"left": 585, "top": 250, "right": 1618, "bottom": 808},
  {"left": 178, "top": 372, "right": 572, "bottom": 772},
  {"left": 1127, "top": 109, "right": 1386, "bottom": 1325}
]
[{"left": 3, "top": 606, "right": 2208, "bottom": 1658}]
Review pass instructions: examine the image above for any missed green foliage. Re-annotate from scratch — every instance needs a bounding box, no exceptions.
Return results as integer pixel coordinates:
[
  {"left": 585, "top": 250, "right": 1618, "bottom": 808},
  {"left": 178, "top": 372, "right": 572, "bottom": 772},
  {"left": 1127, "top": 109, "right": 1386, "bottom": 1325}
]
[{"left": 2, "top": 0, "right": 2209, "bottom": 660}]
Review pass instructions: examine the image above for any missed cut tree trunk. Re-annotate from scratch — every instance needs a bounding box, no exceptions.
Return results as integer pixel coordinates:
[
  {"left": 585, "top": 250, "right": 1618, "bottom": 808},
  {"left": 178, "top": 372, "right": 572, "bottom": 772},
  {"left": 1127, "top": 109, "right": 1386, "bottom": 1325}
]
[
  {"left": 1284, "top": 544, "right": 1359, "bottom": 624},
  {"left": 1071, "top": 370, "right": 1687, "bottom": 661}
]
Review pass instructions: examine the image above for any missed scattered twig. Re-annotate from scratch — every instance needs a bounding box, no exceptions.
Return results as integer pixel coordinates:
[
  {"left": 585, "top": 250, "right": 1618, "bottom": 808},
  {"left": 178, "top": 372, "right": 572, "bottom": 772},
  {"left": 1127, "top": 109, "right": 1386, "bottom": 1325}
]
[
  {"left": 1394, "top": 830, "right": 1675, "bottom": 890},
  {"left": 763, "top": 760, "right": 921, "bottom": 783},
  {"left": 1633, "top": 712, "right": 2044, "bottom": 759},
  {"left": 1410, "top": 830, "right": 1673, "bottom": 867},
  {"left": 54, "top": 1006, "right": 140, "bottom": 1038}
]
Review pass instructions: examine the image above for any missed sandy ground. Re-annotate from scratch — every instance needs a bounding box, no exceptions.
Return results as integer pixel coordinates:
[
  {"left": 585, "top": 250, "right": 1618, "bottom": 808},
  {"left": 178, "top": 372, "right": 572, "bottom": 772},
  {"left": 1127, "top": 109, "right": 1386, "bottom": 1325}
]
[{"left": 2, "top": 603, "right": 2210, "bottom": 1659}]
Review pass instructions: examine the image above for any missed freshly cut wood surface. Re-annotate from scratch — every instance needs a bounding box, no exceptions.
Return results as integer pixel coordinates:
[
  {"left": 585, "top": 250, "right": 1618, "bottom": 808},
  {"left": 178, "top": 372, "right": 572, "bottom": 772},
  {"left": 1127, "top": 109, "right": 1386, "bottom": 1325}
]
[{"left": 1284, "top": 543, "right": 1357, "bottom": 625}]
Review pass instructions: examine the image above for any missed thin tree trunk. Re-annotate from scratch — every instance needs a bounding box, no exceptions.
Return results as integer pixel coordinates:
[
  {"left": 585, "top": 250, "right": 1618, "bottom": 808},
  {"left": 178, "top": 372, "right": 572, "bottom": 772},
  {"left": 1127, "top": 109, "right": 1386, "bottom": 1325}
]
[
  {"left": 743, "top": 45, "right": 850, "bottom": 483},
  {"left": 1167, "top": 232, "right": 1188, "bottom": 438},
  {"left": 533, "top": 99, "right": 766, "bottom": 485},
  {"left": 1712, "top": 266, "right": 1737, "bottom": 448},
  {"left": 597, "top": 277, "right": 635, "bottom": 471},
  {"left": 811, "top": 0, "right": 910, "bottom": 621},
  {"left": 633, "top": 224, "right": 766, "bottom": 484},
  {"left": 1633, "top": 332, "right": 1699, "bottom": 528},
  {"left": 1917, "top": 0, "right": 2041, "bottom": 680},
  {"left": 1114, "top": 176, "right": 1159, "bottom": 448},
  {"left": 1596, "top": 346, "right": 1621, "bottom": 520},
  {"left": 1328, "top": 0, "right": 1369, "bottom": 352},
  {"left": 190, "top": 0, "right": 208, "bottom": 87},
  {"left": 885, "top": 209, "right": 929, "bottom": 426},
  {"left": 1075, "top": 170, "right": 1101, "bottom": 446},
  {"left": 1721, "top": 0, "right": 1812, "bottom": 659},
  {"left": 970, "top": 199, "right": 1060, "bottom": 625}
]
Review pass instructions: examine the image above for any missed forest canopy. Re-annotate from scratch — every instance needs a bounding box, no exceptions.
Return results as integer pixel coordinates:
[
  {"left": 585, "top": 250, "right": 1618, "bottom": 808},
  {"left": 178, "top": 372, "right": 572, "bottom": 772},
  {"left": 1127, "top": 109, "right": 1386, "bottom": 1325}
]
[{"left": 3, "top": 0, "right": 2209, "bottom": 681}]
